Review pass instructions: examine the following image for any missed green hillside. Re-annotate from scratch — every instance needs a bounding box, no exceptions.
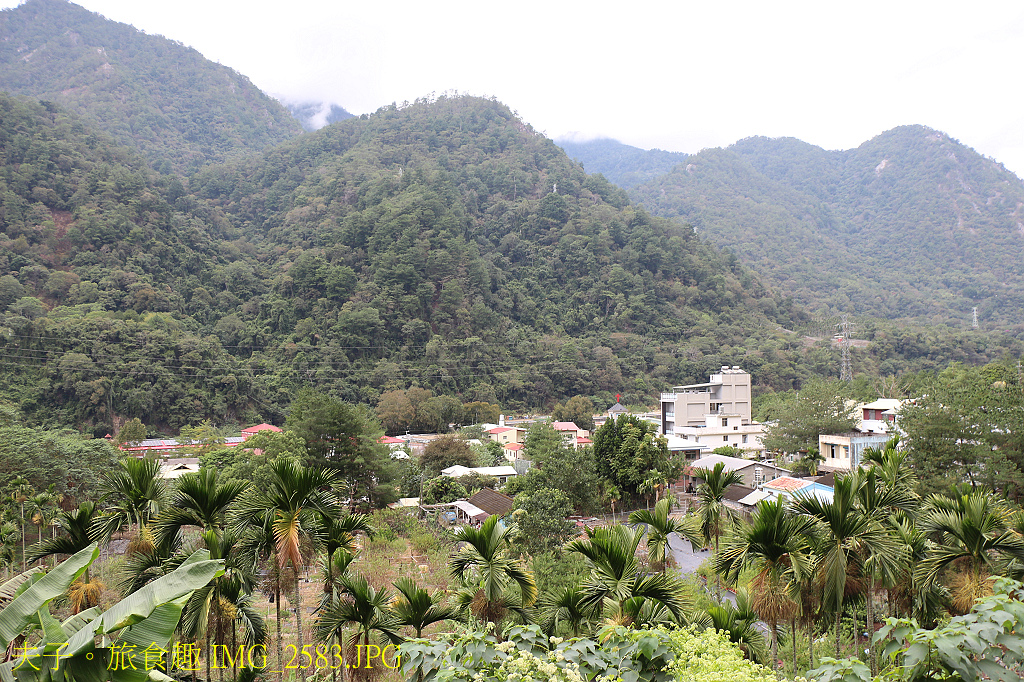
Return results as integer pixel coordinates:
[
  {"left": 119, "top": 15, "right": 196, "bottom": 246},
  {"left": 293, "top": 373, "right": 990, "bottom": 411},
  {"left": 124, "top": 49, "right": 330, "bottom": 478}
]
[
  {"left": 0, "top": 0, "right": 303, "bottom": 171},
  {"left": 557, "top": 137, "right": 689, "bottom": 189},
  {"left": 0, "top": 92, "right": 826, "bottom": 432},
  {"left": 3, "top": 88, "right": 1022, "bottom": 434},
  {"left": 627, "top": 126, "right": 1024, "bottom": 327}
]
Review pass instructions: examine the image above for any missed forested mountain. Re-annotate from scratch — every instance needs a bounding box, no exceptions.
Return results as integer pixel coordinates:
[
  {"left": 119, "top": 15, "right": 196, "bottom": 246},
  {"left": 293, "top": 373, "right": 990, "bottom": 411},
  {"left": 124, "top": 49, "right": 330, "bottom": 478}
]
[
  {"left": 623, "top": 127, "right": 1024, "bottom": 327},
  {"left": 557, "top": 137, "right": 689, "bottom": 189},
  {"left": 0, "top": 0, "right": 303, "bottom": 171},
  {"left": 185, "top": 95, "right": 815, "bottom": 409},
  {"left": 0, "top": 93, "right": 257, "bottom": 430},
  {"left": 0, "top": 89, "right": 831, "bottom": 433}
]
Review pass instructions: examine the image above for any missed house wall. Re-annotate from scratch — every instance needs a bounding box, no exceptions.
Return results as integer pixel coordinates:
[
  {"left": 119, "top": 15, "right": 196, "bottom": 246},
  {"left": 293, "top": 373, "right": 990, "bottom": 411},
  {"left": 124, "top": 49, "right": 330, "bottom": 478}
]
[
  {"left": 661, "top": 367, "right": 752, "bottom": 433},
  {"left": 818, "top": 432, "right": 891, "bottom": 470}
]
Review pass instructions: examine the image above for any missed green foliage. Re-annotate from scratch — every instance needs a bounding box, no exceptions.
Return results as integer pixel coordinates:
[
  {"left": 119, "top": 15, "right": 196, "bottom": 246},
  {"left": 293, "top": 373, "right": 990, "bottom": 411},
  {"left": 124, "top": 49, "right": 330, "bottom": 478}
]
[
  {"left": 808, "top": 578, "right": 1024, "bottom": 682},
  {"left": 762, "top": 378, "right": 857, "bottom": 454},
  {"left": 399, "top": 622, "right": 774, "bottom": 682},
  {"left": 530, "top": 550, "right": 589, "bottom": 597},
  {"left": 0, "top": 426, "right": 118, "bottom": 504},
  {"left": 509, "top": 488, "right": 574, "bottom": 554},
  {"left": 0, "top": 543, "right": 224, "bottom": 682},
  {"left": 551, "top": 395, "right": 596, "bottom": 431},
  {"left": 113, "top": 417, "right": 146, "bottom": 447},
  {"left": 559, "top": 137, "right": 690, "bottom": 189},
  {"left": 419, "top": 435, "right": 476, "bottom": 477},
  {"left": 421, "top": 477, "right": 467, "bottom": 505},
  {"left": 376, "top": 387, "right": 465, "bottom": 435},
  {"left": 628, "top": 126, "right": 1024, "bottom": 327},
  {"left": 286, "top": 388, "right": 397, "bottom": 506},
  {"left": 900, "top": 360, "right": 1024, "bottom": 495},
  {"left": 593, "top": 415, "right": 671, "bottom": 501}
]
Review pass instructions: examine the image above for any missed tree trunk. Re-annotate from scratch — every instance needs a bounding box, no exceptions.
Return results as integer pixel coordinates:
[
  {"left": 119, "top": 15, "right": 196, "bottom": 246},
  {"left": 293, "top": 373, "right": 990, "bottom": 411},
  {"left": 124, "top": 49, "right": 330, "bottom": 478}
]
[
  {"left": 834, "top": 609, "right": 841, "bottom": 657},
  {"left": 770, "top": 621, "right": 779, "bottom": 679},
  {"left": 867, "top": 575, "right": 876, "bottom": 677},
  {"left": 275, "top": 575, "right": 283, "bottom": 682},
  {"left": 205, "top": 613, "right": 212, "bottom": 682},
  {"left": 295, "top": 569, "right": 305, "bottom": 682},
  {"left": 808, "top": 621, "right": 815, "bottom": 670},
  {"left": 791, "top": 617, "right": 797, "bottom": 676}
]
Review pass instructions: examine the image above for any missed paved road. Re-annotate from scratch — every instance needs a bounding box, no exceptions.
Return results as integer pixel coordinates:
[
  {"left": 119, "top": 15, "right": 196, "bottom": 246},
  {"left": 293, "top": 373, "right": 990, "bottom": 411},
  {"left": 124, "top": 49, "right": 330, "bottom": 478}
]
[{"left": 667, "top": 534, "right": 738, "bottom": 607}]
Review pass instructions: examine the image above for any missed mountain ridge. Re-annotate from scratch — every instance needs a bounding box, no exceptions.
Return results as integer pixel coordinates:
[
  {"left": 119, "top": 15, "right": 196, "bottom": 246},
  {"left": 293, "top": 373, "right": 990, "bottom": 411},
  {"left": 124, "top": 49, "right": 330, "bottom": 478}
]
[
  {"left": 578, "top": 126, "right": 1024, "bottom": 326},
  {"left": 0, "top": 0, "right": 304, "bottom": 171}
]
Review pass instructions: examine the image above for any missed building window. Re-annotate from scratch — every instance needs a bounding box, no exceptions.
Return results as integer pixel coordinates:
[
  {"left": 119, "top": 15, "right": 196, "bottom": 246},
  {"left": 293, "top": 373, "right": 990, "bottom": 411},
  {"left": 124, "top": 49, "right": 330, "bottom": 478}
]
[
  {"left": 733, "top": 425, "right": 739, "bottom": 430},
  {"left": 742, "top": 435, "right": 748, "bottom": 443},
  {"left": 753, "top": 466, "right": 764, "bottom": 486},
  {"left": 723, "top": 436, "right": 728, "bottom": 442}
]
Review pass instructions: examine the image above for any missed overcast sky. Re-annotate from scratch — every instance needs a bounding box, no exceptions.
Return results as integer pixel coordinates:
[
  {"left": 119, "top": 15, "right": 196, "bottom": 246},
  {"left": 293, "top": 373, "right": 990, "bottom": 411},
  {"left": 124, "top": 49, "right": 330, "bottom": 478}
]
[{"left": 4, "top": 0, "right": 1024, "bottom": 177}]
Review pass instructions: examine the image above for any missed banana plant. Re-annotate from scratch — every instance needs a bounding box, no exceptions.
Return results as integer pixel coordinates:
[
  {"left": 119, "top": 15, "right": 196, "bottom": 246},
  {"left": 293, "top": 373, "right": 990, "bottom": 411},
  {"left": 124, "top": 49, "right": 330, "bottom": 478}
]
[{"left": 0, "top": 543, "right": 223, "bottom": 682}]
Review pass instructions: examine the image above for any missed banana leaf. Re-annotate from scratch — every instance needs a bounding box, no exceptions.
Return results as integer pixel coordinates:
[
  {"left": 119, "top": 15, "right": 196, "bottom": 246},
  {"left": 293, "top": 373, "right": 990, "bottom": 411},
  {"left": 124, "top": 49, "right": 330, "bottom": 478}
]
[{"left": 0, "top": 544, "right": 97, "bottom": 649}]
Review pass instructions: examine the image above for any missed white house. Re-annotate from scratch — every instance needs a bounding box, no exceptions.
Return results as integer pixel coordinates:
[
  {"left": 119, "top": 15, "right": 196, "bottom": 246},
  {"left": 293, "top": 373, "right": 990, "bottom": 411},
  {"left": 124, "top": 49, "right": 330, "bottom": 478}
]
[{"left": 441, "top": 465, "right": 518, "bottom": 485}]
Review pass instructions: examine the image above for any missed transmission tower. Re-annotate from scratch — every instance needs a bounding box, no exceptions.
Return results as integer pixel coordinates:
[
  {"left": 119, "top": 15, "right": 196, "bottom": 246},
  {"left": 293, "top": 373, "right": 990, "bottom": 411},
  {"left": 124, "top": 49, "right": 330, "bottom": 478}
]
[
  {"left": 836, "top": 315, "right": 853, "bottom": 381},
  {"left": 973, "top": 307, "right": 979, "bottom": 330}
]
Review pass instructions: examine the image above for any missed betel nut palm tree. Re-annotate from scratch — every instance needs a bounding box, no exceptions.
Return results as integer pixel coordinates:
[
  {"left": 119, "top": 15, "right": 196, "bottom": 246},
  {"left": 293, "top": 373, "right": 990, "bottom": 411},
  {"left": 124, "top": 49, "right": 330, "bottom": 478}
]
[
  {"left": 449, "top": 513, "right": 536, "bottom": 632},
  {"left": 692, "top": 461, "right": 743, "bottom": 553},
  {"left": 91, "top": 456, "right": 169, "bottom": 548},
  {"left": 918, "top": 486, "right": 1024, "bottom": 614},
  {"left": 791, "top": 474, "right": 904, "bottom": 656},
  {"left": 233, "top": 459, "right": 339, "bottom": 682},
  {"left": 714, "top": 496, "right": 813, "bottom": 671},
  {"left": 566, "top": 523, "right": 689, "bottom": 628},
  {"left": 26, "top": 501, "right": 104, "bottom": 613},
  {"left": 628, "top": 497, "right": 703, "bottom": 573},
  {"left": 315, "top": 574, "right": 401, "bottom": 682},
  {"left": 152, "top": 468, "right": 248, "bottom": 546}
]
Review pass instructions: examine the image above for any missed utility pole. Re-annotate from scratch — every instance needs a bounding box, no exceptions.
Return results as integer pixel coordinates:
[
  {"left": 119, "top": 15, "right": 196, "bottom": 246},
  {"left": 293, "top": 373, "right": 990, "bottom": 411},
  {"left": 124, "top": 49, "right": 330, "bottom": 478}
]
[{"left": 837, "top": 315, "right": 853, "bottom": 381}]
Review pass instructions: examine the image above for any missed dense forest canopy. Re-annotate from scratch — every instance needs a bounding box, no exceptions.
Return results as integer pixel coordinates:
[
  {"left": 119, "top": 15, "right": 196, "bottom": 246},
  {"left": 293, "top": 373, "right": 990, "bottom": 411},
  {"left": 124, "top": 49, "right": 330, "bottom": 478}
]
[
  {"left": 0, "top": 0, "right": 1020, "bottom": 437},
  {"left": 580, "top": 128, "right": 1024, "bottom": 328},
  {"left": 1, "top": 87, "right": 1023, "bottom": 434},
  {"left": 0, "top": 0, "right": 303, "bottom": 171}
]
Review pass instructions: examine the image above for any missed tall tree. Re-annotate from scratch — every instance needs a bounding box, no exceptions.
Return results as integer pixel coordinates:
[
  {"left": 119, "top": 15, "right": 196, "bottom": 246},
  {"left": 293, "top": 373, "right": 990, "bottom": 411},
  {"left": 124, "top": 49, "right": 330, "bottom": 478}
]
[
  {"left": 791, "top": 475, "right": 904, "bottom": 656},
  {"left": 566, "top": 524, "right": 690, "bottom": 627},
  {"left": 91, "top": 457, "right": 169, "bottom": 545},
  {"left": 449, "top": 514, "right": 537, "bottom": 631},
  {"left": 287, "top": 388, "right": 397, "bottom": 508},
  {"left": 629, "top": 498, "right": 703, "bottom": 573},
  {"left": 917, "top": 487, "right": 1024, "bottom": 614},
  {"left": 762, "top": 378, "right": 857, "bottom": 455},
  {"left": 714, "top": 497, "right": 813, "bottom": 670},
  {"left": 692, "top": 462, "right": 744, "bottom": 552},
  {"left": 233, "top": 459, "right": 340, "bottom": 682},
  {"left": 552, "top": 396, "right": 596, "bottom": 432},
  {"left": 593, "top": 415, "right": 671, "bottom": 502}
]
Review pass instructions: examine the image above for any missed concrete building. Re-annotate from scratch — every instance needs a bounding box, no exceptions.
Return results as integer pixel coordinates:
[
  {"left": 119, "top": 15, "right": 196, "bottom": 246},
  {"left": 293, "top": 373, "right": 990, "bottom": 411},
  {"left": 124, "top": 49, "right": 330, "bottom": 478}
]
[
  {"left": 486, "top": 426, "right": 526, "bottom": 445},
  {"left": 670, "top": 413, "right": 768, "bottom": 457},
  {"left": 818, "top": 431, "right": 892, "bottom": 470},
  {"left": 660, "top": 367, "right": 752, "bottom": 434}
]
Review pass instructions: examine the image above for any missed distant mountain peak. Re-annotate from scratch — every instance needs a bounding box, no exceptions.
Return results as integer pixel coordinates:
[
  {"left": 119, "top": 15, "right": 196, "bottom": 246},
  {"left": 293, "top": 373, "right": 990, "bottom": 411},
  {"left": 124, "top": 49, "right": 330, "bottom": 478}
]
[
  {"left": 0, "top": 0, "right": 303, "bottom": 170},
  {"left": 279, "top": 99, "right": 355, "bottom": 131}
]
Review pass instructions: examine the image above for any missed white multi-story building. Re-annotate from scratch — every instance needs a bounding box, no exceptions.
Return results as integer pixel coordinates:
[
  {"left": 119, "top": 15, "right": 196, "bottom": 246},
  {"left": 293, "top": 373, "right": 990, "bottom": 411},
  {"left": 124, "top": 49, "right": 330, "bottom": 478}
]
[
  {"left": 660, "top": 366, "right": 752, "bottom": 434},
  {"left": 670, "top": 413, "right": 768, "bottom": 458}
]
